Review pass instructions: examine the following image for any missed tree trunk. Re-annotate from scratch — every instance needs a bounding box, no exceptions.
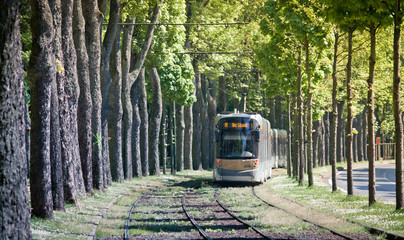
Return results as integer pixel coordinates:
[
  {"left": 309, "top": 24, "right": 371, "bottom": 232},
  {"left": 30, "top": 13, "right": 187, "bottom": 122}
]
[
  {"left": 276, "top": 96, "right": 283, "bottom": 129},
  {"left": 149, "top": 68, "right": 162, "bottom": 175},
  {"left": 193, "top": 77, "right": 202, "bottom": 170},
  {"left": 121, "top": 17, "right": 135, "bottom": 180},
  {"left": 287, "top": 95, "right": 292, "bottom": 177},
  {"left": 197, "top": 73, "right": 209, "bottom": 169},
  {"left": 368, "top": 21, "right": 377, "bottom": 205},
  {"left": 393, "top": 0, "right": 404, "bottom": 209},
  {"left": 208, "top": 78, "right": 217, "bottom": 168},
  {"left": 49, "top": 0, "right": 64, "bottom": 210},
  {"left": 161, "top": 99, "right": 167, "bottom": 174},
  {"left": 346, "top": 28, "right": 354, "bottom": 195},
  {"left": 73, "top": 0, "right": 93, "bottom": 194},
  {"left": 50, "top": 0, "right": 79, "bottom": 204},
  {"left": 292, "top": 94, "right": 299, "bottom": 179},
  {"left": 362, "top": 107, "right": 368, "bottom": 161},
  {"left": 325, "top": 112, "right": 330, "bottom": 166},
  {"left": 50, "top": 78, "right": 64, "bottom": 211},
  {"left": 313, "top": 120, "right": 319, "bottom": 169},
  {"left": 82, "top": 0, "right": 104, "bottom": 191},
  {"left": 108, "top": 16, "right": 124, "bottom": 183},
  {"left": 218, "top": 75, "right": 227, "bottom": 113},
  {"left": 331, "top": 31, "right": 339, "bottom": 192},
  {"left": 305, "top": 36, "right": 313, "bottom": 187},
  {"left": 100, "top": 0, "right": 120, "bottom": 187},
  {"left": 297, "top": 47, "right": 304, "bottom": 186},
  {"left": 337, "top": 101, "right": 344, "bottom": 163},
  {"left": 138, "top": 67, "right": 149, "bottom": 176},
  {"left": 62, "top": 0, "right": 86, "bottom": 197},
  {"left": 29, "top": 0, "right": 55, "bottom": 218},
  {"left": 0, "top": 0, "right": 32, "bottom": 236},
  {"left": 176, "top": 104, "right": 185, "bottom": 172},
  {"left": 184, "top": 102, "right": 193, "bottom": 170},
  {"left": 357, "top": 111, "right": 364, "bottom": 162},
  {"left": 168, "top": 102, "right": 176, "bottom": 174},
  {"left": 131, "top": 81, "right": 142, "bottom": 177},
  {"left": 125, "top": 0, "right": 163, "bottom": 177}
]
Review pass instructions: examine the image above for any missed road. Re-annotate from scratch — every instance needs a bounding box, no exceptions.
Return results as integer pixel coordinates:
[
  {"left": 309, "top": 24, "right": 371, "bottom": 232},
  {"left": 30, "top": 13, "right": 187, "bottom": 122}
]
[{"left": 331, "top": 162, "right": 402, "bottom": 202}]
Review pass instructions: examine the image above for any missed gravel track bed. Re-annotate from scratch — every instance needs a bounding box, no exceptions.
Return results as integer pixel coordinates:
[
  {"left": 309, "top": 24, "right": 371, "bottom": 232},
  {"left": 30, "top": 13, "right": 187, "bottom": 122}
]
[{"left": 185, "top": 188, "right": 266, "bottom": 239}]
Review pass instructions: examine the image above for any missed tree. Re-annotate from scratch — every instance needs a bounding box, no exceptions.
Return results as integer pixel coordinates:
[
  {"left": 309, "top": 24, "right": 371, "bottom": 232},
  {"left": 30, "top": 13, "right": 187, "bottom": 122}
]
[
  {"left": 73, "top": 0, "right": 93, "bottom": 193},
  {"left": 50, "top": 0, "right": 64, "bottom": 210},
  {"left": 100, "top": 0, "right": 120, "bottom": 185},
  {"left": 392, "top": 0, "right": 404, "bottom": 210},
  {"left": 0, "top": 0, "right": 32, "bottom": 237},
  {"left": 61, "top": 0, "right": 86, "bottom": 198},
  {"left": 108, "top": 9, "right": 124, "bottom": 182},
  {"left": 82, "top": 0, "right": 105, "bottom": 191},
  {"left": 123, "top": 0, "right": 163, "bottom": 178},
  {"left": 29, "top": 0, "right": 55, "bottom": 218},
  {"left": 138, "top": 67, "right": 149, "bottom": 176},
  {"left": 149, "top": 68, "right": 163, "bottom": 175}
]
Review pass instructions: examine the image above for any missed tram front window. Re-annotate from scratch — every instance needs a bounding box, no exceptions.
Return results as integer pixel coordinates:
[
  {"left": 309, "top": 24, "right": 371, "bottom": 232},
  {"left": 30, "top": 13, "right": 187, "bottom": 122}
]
[{"left": 219, "top": 132, "right": 257, "bottom": 159}]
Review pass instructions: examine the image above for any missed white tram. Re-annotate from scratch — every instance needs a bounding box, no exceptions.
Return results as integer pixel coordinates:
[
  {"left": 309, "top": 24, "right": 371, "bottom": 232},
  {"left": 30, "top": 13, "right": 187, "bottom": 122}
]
[{"left": 213, "top": 112, "right": 287, "bottom": 183}]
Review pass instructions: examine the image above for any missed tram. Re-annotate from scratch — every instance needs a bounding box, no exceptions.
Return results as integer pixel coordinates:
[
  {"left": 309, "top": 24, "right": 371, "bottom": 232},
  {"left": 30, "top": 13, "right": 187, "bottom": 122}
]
[{"left": 213, "top": 111, "right": 287, "bottom": 183}]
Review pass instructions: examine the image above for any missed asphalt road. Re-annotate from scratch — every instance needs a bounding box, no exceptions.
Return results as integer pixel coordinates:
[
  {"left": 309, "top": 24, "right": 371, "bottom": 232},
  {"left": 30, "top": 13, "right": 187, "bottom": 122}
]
[{"left": 331, "top": 162, "right": 402, "bottom": 202}]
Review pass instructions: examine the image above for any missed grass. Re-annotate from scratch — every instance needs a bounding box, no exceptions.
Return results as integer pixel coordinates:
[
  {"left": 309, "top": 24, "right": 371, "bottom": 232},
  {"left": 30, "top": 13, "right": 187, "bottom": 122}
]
[
  {"left": 30, "top": 161, "right": 403, "bottom": 239},
  {"left": 264, "top": 161, "right": 404, "bottom": 236}
]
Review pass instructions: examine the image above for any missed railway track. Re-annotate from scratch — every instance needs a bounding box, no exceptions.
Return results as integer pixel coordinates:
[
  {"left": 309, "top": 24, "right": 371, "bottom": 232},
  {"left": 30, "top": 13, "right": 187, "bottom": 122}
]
[{"left": 182, "top": 185, "right": 273, "bottom": 240}]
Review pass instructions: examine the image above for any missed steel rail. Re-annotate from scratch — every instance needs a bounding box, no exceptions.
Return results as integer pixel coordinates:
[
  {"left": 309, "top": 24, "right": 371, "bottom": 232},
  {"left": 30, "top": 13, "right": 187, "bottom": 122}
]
[
  {"left": 181, "top": 186, "right": 212, "bottom": 240},
  {"left": 124, "top": 187, "right": 157, "bottom": 240},
  {"left": 214, "top": 188, "right": 275, "bottom": 240},
  {"left": 252, "top": 187, "right": 358, "bottom": 240}
]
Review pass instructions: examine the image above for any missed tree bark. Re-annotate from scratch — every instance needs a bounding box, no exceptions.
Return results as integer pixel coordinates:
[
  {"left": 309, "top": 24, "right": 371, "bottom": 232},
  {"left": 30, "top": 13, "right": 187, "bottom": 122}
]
[
  {"left": 357, "top": 111, "right": 364, "bottom": 162},
  {"left": 121, "top": 17, "right": 135, "bottom": 180},
  {"left": 313, "top": 120, "right": 319, "bottom": 169},
  {"left": 184, "top": 102, "right": 193, "bottom": 170},
  {"left": 218, "top": 75, "right": 227, "bottom": 113},
  {"left": 50, "top": 0, "right": 78, "bottom": 204},
  {"left": 100, "top": 0, "right": 120, "bottom": 187},
  {"left": 346, "top": 28, "right": 354, "bottom": 195},
  {"left": 393, "top": 0, "right": 404, "bottom": 209},
  {"left": 193, "top": 76, "right": 202, "bottom": 170},
  {"left": 108, "top": 15, "right": 124, "bottom": 183},
  {"left": 176, "top": 104, "right": 185, "bottom": 172},
  {"left": 50, "top": 78, "right": 64, "bottom": 211},
  {"left": 287, "top": 95, "right": 292, "bottom": 177},
  {"left": 368, "top": 20, "right": 377, "bottom": 205},
  {"left": 149, "top": 68, "right": 162, "bottom": 175},
  {"left": 131, "top": 81, "right": 142, "bottom": 177},
  {"left": 139, "top": 67, "right": 149, "bottom": 176},
  {"left": 305, "top": 36, "right": 313, "bottom": 187},
  {"left": 362, "top": 107, "right": 368, "bottom": 161},
  {"left": 61, "top": 0, "right": 86, "bottom": 197},
  {"left": 331, "top": 31, "right": 339, "bottom": 192},
  {"left": 297, "top": 47, "right": 304, "bottom": 186},
  {"left": 197, "top": 73, "right": 209, "bottom": 169},
  {"left": 292, "top": 93, "right": 299, "bottom": 179},
  {"left": 73, "top": 0, "right": 93, "bottom": 194},
  {"left": 0, "top": 0, "right": 32, "bottom": 236},
  {"left": 29, "top": 0, "right": 55, "bottom": 218},
  {"left": 337, "top": 100, "right": 344, "bottom": 163},
  {"left": 82, "top": 0, "right": 104, "bottom": 191},
  {"left": 160, "top": 98, "right": 167, "bottom": 174},
  {"left": 208, "top": 78, "right": 217, "bottom": 168},
  {"left": 169, "top": 101, "right": 176, "bottom": 174}
]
